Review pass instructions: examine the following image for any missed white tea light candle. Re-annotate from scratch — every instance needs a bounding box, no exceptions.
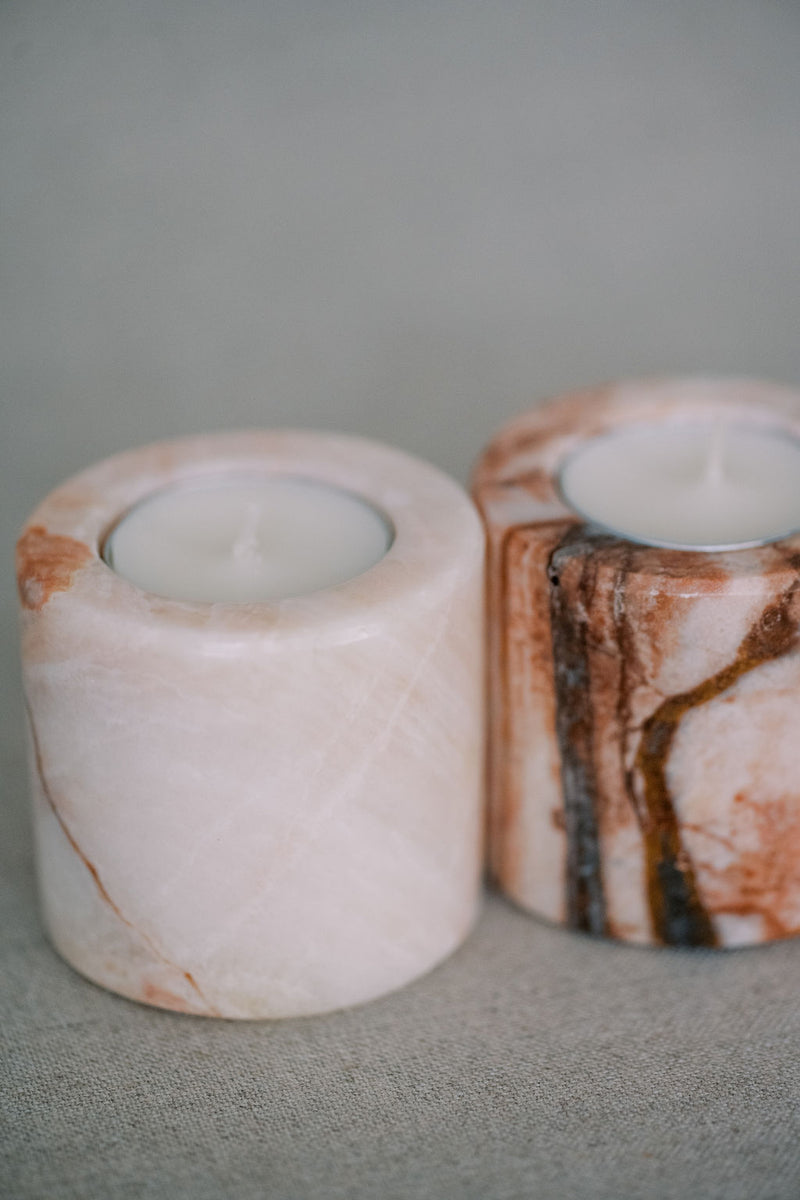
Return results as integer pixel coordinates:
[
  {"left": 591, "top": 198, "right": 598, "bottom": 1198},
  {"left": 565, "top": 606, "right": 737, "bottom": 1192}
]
[
  {"left": 105, "top": 477, "right": 392, "bottom": 603},
  {"left": 560, "top": 422, "right": 800, "bottom": 549},
  {"left": 17, "top": 431, "right": 484, "bottom": 1018}
]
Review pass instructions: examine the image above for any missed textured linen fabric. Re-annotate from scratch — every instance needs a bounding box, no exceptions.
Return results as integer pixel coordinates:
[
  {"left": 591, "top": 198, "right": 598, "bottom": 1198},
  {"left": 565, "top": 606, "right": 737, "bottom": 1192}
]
[{"left": 3, "top": 1, "right": 800, "bottom": 1196}]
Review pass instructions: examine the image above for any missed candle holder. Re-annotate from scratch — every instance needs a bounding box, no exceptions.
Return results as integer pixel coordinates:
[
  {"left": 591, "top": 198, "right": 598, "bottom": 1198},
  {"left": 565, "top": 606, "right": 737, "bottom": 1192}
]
[
  {"left": 473, "top": 378, "right": 800, "bottom": 948},
  {"left": 16, "top": 431, "right": 484, "bottom": 1017}
]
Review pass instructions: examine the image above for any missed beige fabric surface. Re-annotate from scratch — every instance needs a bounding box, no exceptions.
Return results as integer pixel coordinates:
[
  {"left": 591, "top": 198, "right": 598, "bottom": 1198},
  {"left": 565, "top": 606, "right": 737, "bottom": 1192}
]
[{"left": 2, "top": 1, "right": 800, "bottom": 1196}]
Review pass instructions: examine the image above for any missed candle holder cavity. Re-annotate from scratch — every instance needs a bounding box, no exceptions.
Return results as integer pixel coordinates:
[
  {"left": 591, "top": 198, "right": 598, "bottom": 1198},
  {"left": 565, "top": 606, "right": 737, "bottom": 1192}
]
[
  {"left": 16, "top": 430, "right": 485, "bottom": 1017},
  {"left": 473, "top": 378, "right": 800, "bottom": 948}
]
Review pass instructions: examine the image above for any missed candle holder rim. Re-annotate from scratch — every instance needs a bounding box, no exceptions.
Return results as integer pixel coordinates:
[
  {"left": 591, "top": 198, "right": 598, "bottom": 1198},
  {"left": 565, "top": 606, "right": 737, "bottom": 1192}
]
[
  {"left": 473, "top": 375, "right": 800, "bottom": 490},
  {"left": 17, "top": 429, "right": 483, "bottom": 639}
]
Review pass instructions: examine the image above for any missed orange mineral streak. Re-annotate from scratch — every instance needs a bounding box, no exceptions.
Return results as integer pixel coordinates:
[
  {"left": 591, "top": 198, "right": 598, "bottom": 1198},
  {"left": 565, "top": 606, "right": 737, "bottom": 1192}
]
[
  {"left": 25, "top": 699, "right": 220, "bottom": 1017},
  {"left": 687, "top": 789, "right": 800, "bottom": 941},
  {"left": 141, "top": 980, "right": 205, "bottom": 1015},
  {"left": 15, "top": 525, "right": 93, "bottom": 611}
]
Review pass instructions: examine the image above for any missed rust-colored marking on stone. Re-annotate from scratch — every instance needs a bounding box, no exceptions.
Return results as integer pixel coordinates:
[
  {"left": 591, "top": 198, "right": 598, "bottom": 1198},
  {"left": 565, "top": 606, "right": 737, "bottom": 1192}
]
[
  {"left": 16, "top": 524, "right": 93, "bottom": 611},
  {"left": 141, "top": 980, "right": 208, "bottom": 1015},
  {"left": 635, "top": 574, "right": 800, "bottom": 946},
  {"left": 476, "top": 382, "right": 800, "bottom": 947},
  {"left": 504, "top": 517, "right": 799, "bottom": 947},
  {"left": 491, "top": 524, "right": 525, "bottom": 886},
  {"left": 544, "top": 528, "right": 722, "bottom": 944},
  {"left": 24, "top": 700, "right": 219, "bottom": 1016},
  {"left": 547, "top": 525, "right": 617, "bottom": 935},
  {"left": 26, "top": 700, "right": 119, "bottom": 913},
  {"left": 493, "top": 519, "right": 573, "bottom": 891},
  {"left": 683, "top": 805, "right": 800, "bottom": 940}
]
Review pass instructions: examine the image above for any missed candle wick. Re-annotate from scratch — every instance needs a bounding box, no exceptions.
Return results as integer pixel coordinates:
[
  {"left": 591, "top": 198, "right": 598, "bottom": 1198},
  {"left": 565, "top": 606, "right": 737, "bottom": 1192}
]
[
  {"left": 703, "top": 420, "right": 726, "bottom": 489},
  {"left": 232, "top": 502, "right": 263, "bottom": 566}
]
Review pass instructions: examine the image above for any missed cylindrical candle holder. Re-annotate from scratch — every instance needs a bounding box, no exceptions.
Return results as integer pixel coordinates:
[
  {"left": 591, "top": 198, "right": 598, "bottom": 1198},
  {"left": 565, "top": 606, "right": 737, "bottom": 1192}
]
[
  {"left": 473, "top": 378, "right": 800, "bottom": 948},
  {"left": 16, "top": 431, "right": 484, "bottom": 1017}
]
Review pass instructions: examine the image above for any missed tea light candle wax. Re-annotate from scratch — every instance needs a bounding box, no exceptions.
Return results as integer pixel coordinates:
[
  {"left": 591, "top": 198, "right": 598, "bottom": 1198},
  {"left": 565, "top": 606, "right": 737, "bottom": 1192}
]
[
  {"left": 105, "top": 477, "right": 392, "bottom": 603},
  {"left": 560, "top": 422, "right": 800, "bottom": 550}
]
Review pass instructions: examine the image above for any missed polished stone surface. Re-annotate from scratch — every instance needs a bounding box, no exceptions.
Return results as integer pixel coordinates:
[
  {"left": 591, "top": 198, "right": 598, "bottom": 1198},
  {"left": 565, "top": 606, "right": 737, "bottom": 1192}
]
[
  {"left": 3, "top": 0, "right": 800, "bottom": 1195},
  {"left": 474, "top": 380, "right": 800, "bottom": 947},
  {"left": 17, "top": 432, "right": 484, "bottom": 1017}
]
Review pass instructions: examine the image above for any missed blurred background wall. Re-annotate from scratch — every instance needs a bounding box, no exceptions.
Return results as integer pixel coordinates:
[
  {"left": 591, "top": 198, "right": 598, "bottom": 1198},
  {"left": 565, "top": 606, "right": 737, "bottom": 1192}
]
[{"left": 3, "top": 0, "right": 800, "bottom": 740}]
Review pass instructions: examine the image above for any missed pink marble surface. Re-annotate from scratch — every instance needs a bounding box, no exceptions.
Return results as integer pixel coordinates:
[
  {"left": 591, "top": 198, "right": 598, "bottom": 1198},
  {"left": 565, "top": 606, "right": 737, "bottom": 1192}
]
[
  {"left": 474, "top": 379, "right": 800, "bottom": 946},
  {"left": 17, "top": 431, "right": 485, "bottom": 1017}
]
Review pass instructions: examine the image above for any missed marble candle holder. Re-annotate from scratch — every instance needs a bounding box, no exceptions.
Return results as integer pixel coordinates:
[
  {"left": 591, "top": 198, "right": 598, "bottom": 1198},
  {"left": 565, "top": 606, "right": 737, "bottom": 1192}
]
[
  {"left": 16, "top": 431, "right": 485, "bottom": 1017},
  {"left": 474, "top": 378, "right": 800, "bottom": 948}
]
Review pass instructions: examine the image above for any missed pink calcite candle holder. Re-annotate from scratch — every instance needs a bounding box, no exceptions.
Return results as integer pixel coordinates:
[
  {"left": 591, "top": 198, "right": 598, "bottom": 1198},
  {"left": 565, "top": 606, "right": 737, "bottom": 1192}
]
[
  {"left": 16, "top": 431, "right": 485, "bottom": 1018},
  {"left": 473, "top": 378, "right": 800, "bottom": 948}
]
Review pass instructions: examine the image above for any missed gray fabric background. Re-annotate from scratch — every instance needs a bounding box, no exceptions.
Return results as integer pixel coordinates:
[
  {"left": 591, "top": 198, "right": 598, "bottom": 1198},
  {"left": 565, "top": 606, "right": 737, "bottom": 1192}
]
[{"left": 2, "top": 2, "right": 800, "bottom": 1196}]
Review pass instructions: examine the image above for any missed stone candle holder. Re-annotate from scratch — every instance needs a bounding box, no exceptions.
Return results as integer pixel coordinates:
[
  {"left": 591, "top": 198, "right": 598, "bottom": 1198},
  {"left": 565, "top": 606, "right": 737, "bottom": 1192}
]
[
  {"left": 473, "top": 378, "right": 800, "bottom": 948},
  {"left": 16, "top": 431, "right": 484, "bottom": 1017}
]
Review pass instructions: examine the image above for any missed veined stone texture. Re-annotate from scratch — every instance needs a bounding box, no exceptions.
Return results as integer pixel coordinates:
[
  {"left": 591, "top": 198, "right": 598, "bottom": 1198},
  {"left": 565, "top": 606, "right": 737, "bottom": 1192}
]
[
  {"left": 16, "top": 431, "right": 485, "bottom": 1017},
  {"left": 473, "top": 378, "right": 800, "bottom": 947}
]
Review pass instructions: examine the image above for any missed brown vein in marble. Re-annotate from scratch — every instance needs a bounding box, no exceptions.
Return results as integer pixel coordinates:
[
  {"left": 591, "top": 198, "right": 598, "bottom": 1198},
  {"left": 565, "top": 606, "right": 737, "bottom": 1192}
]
[
  {"left": 546, "top": 526, "right": 717, "bottom": 943},
  {"left": 494, "top": 519, "right": 574, "bottom": 888},
  {"left": 24, "top": 701, "right": 219, "bottom": 1015},
  {"left": 610, "top": 548, "right": 638, "bottom": 798},
  {"left": 494, "top": 504, "right": 800, "bottom": 946},
  {"left": 547, "top": 526, "right": 617, "bottom": 935},
  {"left": 635, "top": 570, "right": 800, "bottom": 946},
  {"left": 492, "top": 524, "right": 524, "bottom": 884},
  {"left": 602, "top": 546, "right": 715, "bottom": 947}
]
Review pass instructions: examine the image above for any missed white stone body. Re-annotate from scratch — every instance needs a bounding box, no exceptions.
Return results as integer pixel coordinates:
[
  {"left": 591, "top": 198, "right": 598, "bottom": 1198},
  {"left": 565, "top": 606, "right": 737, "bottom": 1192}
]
[{"left": 17, "top": 431, "right": 485, "bottom": 1017}]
